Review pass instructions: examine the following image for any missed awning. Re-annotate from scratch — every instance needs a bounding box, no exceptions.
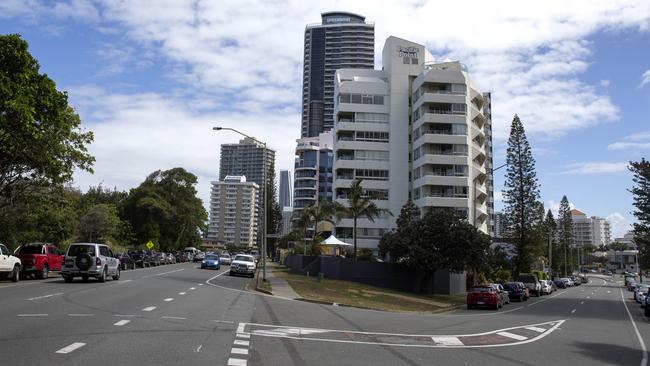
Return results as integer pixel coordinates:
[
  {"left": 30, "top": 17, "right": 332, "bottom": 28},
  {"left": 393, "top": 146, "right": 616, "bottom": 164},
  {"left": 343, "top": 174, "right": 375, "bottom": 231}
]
[{"left": 321, "top": 235, "right": 352, "bottom": 246}]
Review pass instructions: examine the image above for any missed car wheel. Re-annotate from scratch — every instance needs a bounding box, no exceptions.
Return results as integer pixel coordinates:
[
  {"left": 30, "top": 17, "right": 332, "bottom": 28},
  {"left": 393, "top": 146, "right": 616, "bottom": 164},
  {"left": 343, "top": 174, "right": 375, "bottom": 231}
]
[
  {"left": 63, "top": 275, "right": 73, "bottom": 283},
  {"left": 229, "top": 271, "right": 234, "bottom": 276},
  {"left": 217, "top": 266, "right": 220, "bottom": 270},
  {"left": 11, "top": 265, "right": 20, "bottom": 282},
  {"left": 98, "top": 267, "right": 107, "bottom": 283},
  {"left": 646, "top": 305, "right": 650, "bottom": 317},
  {"left": 250, "top": 273, "right": 255, "bottom": 278},
  {"left": 40, "top": 264, "right": 49, "bottom": 280},
  {"left": 112, "top": 266, "right": 120, "bottom": 281}
]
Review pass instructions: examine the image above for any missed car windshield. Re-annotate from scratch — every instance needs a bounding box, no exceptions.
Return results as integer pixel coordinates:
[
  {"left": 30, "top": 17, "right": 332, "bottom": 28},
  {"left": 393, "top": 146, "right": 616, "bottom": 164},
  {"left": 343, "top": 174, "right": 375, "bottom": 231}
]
[
  {"left": 221, "top": 254, "right": 230, "bottom": 258},
  {"left": 235, "top": 255, "right": 252, "bottom": 262},
  {"left": 18, "top": 245, "right": 43, "bottom": 254},
  {"left": 470, "top": 287, "right": 493, "bottom": 293},
  {"left": 205, "top": 255, "right": 218, "bottom": 260},
  {"left": 68, "top": 245, "right": 95, "bottom": 256}
]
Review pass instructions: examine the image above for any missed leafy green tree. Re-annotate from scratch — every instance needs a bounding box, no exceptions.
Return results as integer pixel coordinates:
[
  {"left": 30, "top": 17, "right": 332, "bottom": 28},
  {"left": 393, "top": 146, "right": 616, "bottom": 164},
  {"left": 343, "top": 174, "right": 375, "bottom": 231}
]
[
  {"left": 378, "top": 200, "right": 420, "bottom": 261},
  {"left": 0, "top": 34, "right": 94, "bottom": 205},
  {"left": 502, "top": 115, "right": 540, "bottom": 276},
  {"left": 630, "top": 159, "right": 650, "bottom": 271},
  {"left": 557, "top": 195, "right": 574, "bottom": 276},
  {"left": 335, "top": 179, "right": 386, "bottom": 261},
  {"left": 77, "top": 204, "right": 121, "bottom": 243}
]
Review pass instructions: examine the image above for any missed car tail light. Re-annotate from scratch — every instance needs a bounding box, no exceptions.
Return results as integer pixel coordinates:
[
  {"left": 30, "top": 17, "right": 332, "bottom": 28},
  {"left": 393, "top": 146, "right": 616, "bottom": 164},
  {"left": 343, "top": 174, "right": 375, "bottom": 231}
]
[{"left": 96, "top": 257, "right": 101, "bottom": 266}]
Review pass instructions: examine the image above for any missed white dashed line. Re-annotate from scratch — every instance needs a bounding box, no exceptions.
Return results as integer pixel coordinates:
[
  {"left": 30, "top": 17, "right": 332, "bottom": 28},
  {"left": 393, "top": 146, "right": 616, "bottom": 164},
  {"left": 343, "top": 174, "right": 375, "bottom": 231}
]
[
  {"left": 163, "top": 298, "right": 173, "bottom": 302},
  {"left": 142, "top": 306, "right": 156, "bottom": 312},
  {"left": 27, "top": 292, "right": 63, "bottom": 301},
  {"left": 114, "top": 314, "right": 138, "bottom": 317},
  {"left": 213, "top": 320, "right": 235, "bottom": 324},
  {"left": 571, "top": 309, "right": 577, "bottom": 314},
  {"left": 114, "top": 320, "right": 131, "bottom": 326},
  {"left": 231, "top": 348, "right": 249, "bottom": 355},
  {"left": 178, "top": 292, "right": 186, "bottom": 295},
  {"left": 581, "top": 301, "right": 584, "bottom": 305},
  {"left": 68, "top": 314, "right": 94, "bottom": 317},
  {"left": 162, "top": 316, "right": 187, "bottom": 320},
  {"left": 234, "top": 340, "right": 250, "bottom": 346},
  {"left": 154, "top": 269, "right": 185, "bottom": 276},
  {"left": 587, "top": 296, "right": 590, "bottom": 299},
  {"left": 189, "top": 287, "right": 196, "bottom": 290},
  {"left": 228, "top": 359, "right": 247, "bottom": 366},
  {"left": 198, "top": 283, "right": 204, "bottom": 286},
  {"left": 496, "top": 332, "right": 528, "bottom": 341},
  {"left": 55, "top": 342, "right": 86, "bottom": 354},
  {"left": 118, "top": 279, "right": 133, "bottom": 284},
  {"left": 18, "top": 314, "right": 48, "bottom": 317}
]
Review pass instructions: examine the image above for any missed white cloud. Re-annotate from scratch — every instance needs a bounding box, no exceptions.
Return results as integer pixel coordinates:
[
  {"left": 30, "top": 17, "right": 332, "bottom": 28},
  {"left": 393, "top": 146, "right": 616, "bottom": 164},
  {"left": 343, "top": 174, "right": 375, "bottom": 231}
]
[
  {"left": 607, "top": 212, "right": 633, "bottom": 238},
  {"left": 0, "top": 0, "right": 99, "bottom": 21},
  {"left": 562, "top": 162, "right": 629, "bottom": 174},
  {"left": 608, "top": 131, "right": 650, "bottom": 150},
  {"left": 641, "top": 69, "right": 650, "bottom": 87},
  {"left": 600, "top": 79, "right": 610, "bottom": 87}
]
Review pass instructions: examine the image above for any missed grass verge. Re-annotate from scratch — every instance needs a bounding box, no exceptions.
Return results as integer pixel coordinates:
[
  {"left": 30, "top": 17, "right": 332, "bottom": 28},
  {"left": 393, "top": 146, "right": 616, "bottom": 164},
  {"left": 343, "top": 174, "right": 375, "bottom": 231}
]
[
  {"left": 258, "top": 279, "right": 272, "bottom": 293},
  {"left": 274, "top": 270, "right": 465, "bottom": 313}
]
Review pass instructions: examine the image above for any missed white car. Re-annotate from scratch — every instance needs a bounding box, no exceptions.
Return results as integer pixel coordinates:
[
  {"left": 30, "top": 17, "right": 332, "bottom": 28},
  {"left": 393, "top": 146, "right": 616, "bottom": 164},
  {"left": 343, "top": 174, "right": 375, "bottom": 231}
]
[
  {"left": 229, "top": 254, "right": 256, "bottom": 278},
  {"left": 636, "top": 284, "right": 650, "bottom": 303},
  {"left": 219, "top": 253, "right": 232, "bottom": 265},
  {"left": 540, "top": 280, "right": 553, "bottom": 295},
  {"left": 61, "top": 243, "right": 121, "bottom": 283},
  {"left": 0, "top": 243, "right": 21, "bottom": 282}
]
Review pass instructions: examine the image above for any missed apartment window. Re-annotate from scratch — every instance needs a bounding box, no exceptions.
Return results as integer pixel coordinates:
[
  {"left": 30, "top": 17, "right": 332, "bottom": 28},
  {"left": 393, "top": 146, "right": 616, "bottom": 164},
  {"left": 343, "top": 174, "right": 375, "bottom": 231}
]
[
  {"left": 413, "top": 167, "right": 421, "bottom": 180},
  {"left": 356, "top": 112, "right": 388, "bottom": 123},
  {"left": 355, "top": 169, "right": 389, "bottom": 181},
  {"left": 413, "top": 147, "right": 421, "bottom": 160},
  {"left": 338, "top": 93, "right": 385, "bottom": 105},
  {"left": 414, "top": 187, "right": 421, "bottom": 200},
  {"left": 356, "top": 131, "right": 389, "bottom": 142}
]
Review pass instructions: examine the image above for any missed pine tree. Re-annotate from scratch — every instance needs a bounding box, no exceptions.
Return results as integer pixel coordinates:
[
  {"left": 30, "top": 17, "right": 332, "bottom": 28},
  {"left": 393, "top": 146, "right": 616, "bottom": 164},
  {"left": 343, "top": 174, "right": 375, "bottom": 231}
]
[
  {"left": 543, "top": 209, "right": 558, "bottom": 277},
  {"left": 502, "top": 115, "right": 540, "bottom": 276},
  {"left": 557, "top": 195, "right": 574, "bottom": 277},
  {"left": 629, "top": 159, "right": 650, "bottom": 271}
]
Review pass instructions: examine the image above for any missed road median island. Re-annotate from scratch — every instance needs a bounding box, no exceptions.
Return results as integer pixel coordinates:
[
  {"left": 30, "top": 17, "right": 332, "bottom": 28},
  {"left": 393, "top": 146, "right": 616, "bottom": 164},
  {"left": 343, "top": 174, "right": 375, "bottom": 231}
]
[{"left": 273, "top": 269, "right": 465, "bottom": 313}]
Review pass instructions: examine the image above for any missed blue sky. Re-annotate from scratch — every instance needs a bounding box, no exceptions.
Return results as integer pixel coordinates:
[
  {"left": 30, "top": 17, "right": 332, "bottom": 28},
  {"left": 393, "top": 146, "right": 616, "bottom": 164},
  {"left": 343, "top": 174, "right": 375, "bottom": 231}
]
[{"left": 1, "top": 0, "right": 649, "bottom": 238}]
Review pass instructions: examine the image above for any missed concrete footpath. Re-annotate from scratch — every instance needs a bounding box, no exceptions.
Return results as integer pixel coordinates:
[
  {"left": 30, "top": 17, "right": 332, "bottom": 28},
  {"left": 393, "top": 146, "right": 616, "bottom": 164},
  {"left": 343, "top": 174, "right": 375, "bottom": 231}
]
[{"left": 258, "top": 261, "right": 300, "bottom": 299}]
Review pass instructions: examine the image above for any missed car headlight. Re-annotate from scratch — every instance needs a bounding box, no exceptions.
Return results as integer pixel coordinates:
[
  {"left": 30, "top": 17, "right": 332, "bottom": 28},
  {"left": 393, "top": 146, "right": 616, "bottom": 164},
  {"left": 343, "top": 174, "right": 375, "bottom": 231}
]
[{"left": 202, "top": 260, "right": 206, "bottom": 264}]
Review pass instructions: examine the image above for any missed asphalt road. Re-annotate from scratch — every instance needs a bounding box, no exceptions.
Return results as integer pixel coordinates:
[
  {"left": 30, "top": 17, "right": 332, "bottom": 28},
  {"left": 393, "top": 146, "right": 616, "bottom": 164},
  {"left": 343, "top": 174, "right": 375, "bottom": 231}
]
[{"left": 0, "top": 267, "right": 647, "bottom": 366}]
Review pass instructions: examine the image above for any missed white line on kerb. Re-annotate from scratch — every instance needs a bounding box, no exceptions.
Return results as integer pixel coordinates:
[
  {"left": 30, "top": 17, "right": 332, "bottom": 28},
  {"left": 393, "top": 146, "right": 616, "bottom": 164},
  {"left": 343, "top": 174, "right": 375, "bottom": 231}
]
[
  {"left": 114, "top": 320, "right": 130, "bottom": 326},
  {"left": 55, "top": 342, "right": 86, "bottom": 354},
  {"left": 142, "top": 306, "right": 156, "bottom": 312},
  {"left": 620, "top": 288, "right": 648, "bottom": 366},
  {"left": 231, "top": 348, "right": 248, "bottom": 355},
  {"left": 228, "top": 358, "right": 247, "bottom": 366}
]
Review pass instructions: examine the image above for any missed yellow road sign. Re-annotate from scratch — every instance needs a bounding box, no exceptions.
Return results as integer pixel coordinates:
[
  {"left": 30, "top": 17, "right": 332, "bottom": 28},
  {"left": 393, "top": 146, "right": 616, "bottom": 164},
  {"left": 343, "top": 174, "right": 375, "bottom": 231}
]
[{"left": 146, "top": 241, "right": 154, "bottom": 250}]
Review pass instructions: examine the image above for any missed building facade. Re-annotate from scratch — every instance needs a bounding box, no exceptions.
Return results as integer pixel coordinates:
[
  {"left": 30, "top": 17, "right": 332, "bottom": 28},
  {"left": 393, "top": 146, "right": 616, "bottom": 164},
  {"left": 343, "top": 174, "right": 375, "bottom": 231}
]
[
  {"left": 219, "top": 138, "right": 275, "bottom": 245},
  {"left": 332, "top": 36, "right": 493, "bottom": 249},
  {"left": 279, "top": 170, "right": 292, "bottom": 209},
  {"left": 293, "top": 131, "right": 334, "bottom": 219},
  {"left": 301, "top": 11, "right": 374, "bottom": 138},
  {"left": 571, "top": 209, "right": 612, "bottom": 247},
  {"left": 207, "top": 176, "right": 258, "bottom": 248}
]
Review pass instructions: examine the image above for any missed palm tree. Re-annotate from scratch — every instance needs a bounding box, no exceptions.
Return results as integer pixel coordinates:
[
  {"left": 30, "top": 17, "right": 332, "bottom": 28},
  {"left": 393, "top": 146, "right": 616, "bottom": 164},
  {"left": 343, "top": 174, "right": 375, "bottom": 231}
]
[
  {"left": 335, "top": 179, "right": 387, "bottom": 261},
  {"left": 297, "top": 201, "right": 338, "bottom": 255}
]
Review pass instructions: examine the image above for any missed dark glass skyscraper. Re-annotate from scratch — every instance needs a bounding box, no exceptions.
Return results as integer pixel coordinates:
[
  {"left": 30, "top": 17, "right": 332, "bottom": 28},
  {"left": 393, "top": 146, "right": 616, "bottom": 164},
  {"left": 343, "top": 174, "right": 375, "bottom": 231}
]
[{"left": 301, "top": 12, "right": 374, "bottom": 137}]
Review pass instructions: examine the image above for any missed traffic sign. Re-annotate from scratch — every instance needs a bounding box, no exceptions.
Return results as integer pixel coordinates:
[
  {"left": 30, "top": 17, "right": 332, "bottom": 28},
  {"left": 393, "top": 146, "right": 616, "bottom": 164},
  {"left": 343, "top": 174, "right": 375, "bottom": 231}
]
[{"left": 146, "top": 240, "right": 154, "bottom": 250}]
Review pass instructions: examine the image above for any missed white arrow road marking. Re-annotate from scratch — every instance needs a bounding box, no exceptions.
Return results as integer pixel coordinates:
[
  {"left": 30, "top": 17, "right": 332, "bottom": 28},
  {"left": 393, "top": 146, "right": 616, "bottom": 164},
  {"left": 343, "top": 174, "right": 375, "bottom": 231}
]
[
  {"left": 55, "top": 343, "right": 86, "bottom": 354},
  {"left": 497, "top": 332, "right": 528, "bottom": 341},
  {"left": 114, "top": 320, "right": 130, "bottom": 326}
]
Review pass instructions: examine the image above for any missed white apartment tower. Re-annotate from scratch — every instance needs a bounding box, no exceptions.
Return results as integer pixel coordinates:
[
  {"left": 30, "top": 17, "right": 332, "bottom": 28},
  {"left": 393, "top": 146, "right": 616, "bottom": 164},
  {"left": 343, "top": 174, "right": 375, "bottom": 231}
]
[
  {"left": 207, "top": 176, "right": 258, "bottom": 248},
  {"left": 571, "top": 209, "right": 612, "bottom": 247},
  {"left": 333, "top": 36, "right": 492, "bottom": 249}
]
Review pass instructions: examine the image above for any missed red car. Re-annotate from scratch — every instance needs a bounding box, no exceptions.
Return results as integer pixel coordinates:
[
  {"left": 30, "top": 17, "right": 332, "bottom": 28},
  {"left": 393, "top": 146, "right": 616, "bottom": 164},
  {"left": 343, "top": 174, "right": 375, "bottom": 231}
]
[
  {"left": 467, "top": 285, "right": 503, "bottom": 310},
  {"left": 15, "top": 243, "right": 64, "bottom": 279}
]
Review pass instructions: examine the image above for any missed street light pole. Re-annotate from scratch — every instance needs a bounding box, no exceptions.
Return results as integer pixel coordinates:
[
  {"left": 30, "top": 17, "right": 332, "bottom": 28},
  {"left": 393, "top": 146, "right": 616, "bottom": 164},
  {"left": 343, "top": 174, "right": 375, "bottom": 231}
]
[{"left": 213, "top": 126, "right": 267, "bottom": 282}]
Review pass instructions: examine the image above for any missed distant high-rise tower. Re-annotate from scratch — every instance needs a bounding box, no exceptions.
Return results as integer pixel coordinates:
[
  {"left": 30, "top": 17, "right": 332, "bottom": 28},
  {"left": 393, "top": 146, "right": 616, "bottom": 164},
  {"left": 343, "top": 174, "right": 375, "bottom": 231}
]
[
  {"left": 301, "top": 11, "right": 374, "bottom": 138},
  {"left": 279, "top": 170, "right": 292, "bottom": 208},
  {"left": 219, "top": 138, "right": 275, "bottom": 246},
  {"left": 207, "top": 176, "right": 258, "bottom": 248}
]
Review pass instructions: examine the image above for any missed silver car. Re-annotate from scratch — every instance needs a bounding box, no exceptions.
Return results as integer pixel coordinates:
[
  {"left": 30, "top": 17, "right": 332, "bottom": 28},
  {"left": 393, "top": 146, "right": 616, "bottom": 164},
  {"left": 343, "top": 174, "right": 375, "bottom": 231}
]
[
  {"left": 540, "top": 280, "right": 553, "bottom": 295},
  {"left": 61, "top": 243, "right": 121, "bottom": 283}
]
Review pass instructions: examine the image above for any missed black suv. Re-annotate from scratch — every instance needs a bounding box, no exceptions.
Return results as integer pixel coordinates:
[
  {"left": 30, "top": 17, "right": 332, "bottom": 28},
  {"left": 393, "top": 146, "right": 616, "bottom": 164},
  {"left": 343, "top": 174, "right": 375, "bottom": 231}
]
[{"left": 128, "top": 250, "right": 148, "bottom": 268}]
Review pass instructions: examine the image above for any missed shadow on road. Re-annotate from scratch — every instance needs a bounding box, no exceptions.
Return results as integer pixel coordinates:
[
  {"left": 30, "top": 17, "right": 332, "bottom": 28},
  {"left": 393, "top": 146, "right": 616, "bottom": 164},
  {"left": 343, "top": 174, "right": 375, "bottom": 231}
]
[{"left": 572, "top": 341, "right": 643, "bottom": 366}]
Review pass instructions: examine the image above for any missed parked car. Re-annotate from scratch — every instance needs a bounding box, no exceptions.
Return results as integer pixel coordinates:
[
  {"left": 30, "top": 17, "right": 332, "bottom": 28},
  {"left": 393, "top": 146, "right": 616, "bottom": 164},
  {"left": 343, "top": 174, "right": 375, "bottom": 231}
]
[
  {"left": 540, "top": 280, "right": 553, "bottom": 295},
  {"left": 166, "top": 253, "right": 176, "bottom": 264},
  {"left": 115, "top": 252, "right": 136, "bottom": 270},
  {"left": 0, "top": 243, "right": 21, "bottom": 282},
  {"left": 201, "top": 254, "right": 221, "bottom": 270},
  {"left": 467, "top": 285, "right": 503, "bottom": 310},
  {"left": 61, "top": 243, "right": 121, "bottom": 283},
  {"left": 491, "top": 283, "right": 510, "bottom": 305},
  {"left": 193, "top": 252, "right": 205, "bottom": 263},
  {"left": 219, "top": 253, "right": 232, "bottom": 265},
  {"left": 14, "top": 242, "right": 64, "bottom": 279},
  {"left": 229, "top": 254, "right": 256, "bottom": 277},
  {"left": 503, "top": 282, "right": 526, "bottom": 302},
  {"left": 517, "top": 273, "right": 541, "bottom": 297},
  {"left": 174, "top": 252, "right": 188, "bottom": 263},
  {"left": 635, "top": 284, "right": 650, "bottom": 303},
  {"left": 628, "top": 281, "right": 639, "bottom": 291},
  {"left": 553, "top": 278, "right": 566, "bottom": 289},
  {"left": 146, "top": 250, "right": 161, "bottom": 266},
  {"left": 570, "top": 275, "right": 582, "bottom": 286},
  {"left": 129, "top": 250, "right": 148, "bottom": 268}
]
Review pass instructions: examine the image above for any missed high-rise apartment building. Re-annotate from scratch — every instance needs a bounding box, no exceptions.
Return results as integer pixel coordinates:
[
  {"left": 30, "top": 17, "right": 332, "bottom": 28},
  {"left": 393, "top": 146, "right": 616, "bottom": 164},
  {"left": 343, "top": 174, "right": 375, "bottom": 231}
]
[
  {"left": 333, "top": 36, "right": 493, "bottom": 249},
  {"left": 207, "top": 176, "right": 258, "bottom": 248},
  {"left": 301, "top": 11, "right": 374, "bottom": 138},
  {"left": 571, "top": 209, "right": 612, "bottom": 246},
  {"left": 293, "top": 131, "right": 334, "bottom": 218},
  {"left": 279, "top": 170, "right": 292, "bottom": 209},
  {"left": 219, "top": 138, "right": 275, "bottom": 245}
]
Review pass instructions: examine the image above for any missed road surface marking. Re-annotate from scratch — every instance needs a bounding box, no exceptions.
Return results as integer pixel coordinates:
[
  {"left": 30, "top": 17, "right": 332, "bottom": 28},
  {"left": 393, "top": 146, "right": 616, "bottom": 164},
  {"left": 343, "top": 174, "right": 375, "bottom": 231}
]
[
  {"left": 608, "top": 290, "right": 612, "bottom": 294},
  {"left": 431, "top": 336, "right": 464, "bottom": 346},
  {"left": 178, "top": 292, "right": 186, "bottom": 295},
  {"left": 231, "top": 348, "right": 248, "bottom": 355},
  {"left": 162, "top": 316, "right": 187, "bottom": 320},
  {"left": 196, "top": 345, "right": 202, "bottom": 352},
  {"left": 496, "top": 332, "right": 528, "bottom": 341},
  {"left": 28, "top": 292, "right": 63, "bottom": 301},
  {"left": 237, "top": 323, "right": 246, "bottom": 333},
  {"left": 142, "top": 306, "right": 156, "bottom": 312},
  {"left": 114, "top": 314, "right": 138, "bottom": 317},
  {"left": 234, "top": 340, "right": 250, "bottom": 346},
  {"left": 620, "top": 288, "right": 648, "bottom": 366},
  {"left": 18, "top": 314, "right": 47, "bottom": 317},
  {"left": 163, "top": 298, "right": 173, "bottom": 302},
  {"left": 198, "top": 283, "right": 204, "bottom": 286},
  {"left": 236, "top": 333, "right": 251, "bottom": 339},
  {"left": 68, "top": 314, "right": 94, "bottom": 317},
  {"left": 118, "top": 279, "right": 133, "bottom": 284},
  {"left": 586, "top": 296, "right": 590, "bottom": 299},
  {"left": 155, "top": 269, "right": 184, "bottom": 276},
  {"left": 213, "top": 320, "right": 235, "bottom": 324},
  {"left": 525, "top": 327, "right": 546, "bottom": 333},
  {"left": 55, "top": 342, "right": 86, "bottom": 354},
  {"left": 228, "top": 359, "right": 247, "bottom": 366},
  {"left": 580, "top": 301, "right": 584, "bottom": 305},
  {"left": 190, "top": 287, "right": 196, "bottom": 290},
  {"left": 114, "top": 320, "right": 130, "bottom": 326},
  {"left": 571, "top": 309, "right": 576, "bottom": 314}
]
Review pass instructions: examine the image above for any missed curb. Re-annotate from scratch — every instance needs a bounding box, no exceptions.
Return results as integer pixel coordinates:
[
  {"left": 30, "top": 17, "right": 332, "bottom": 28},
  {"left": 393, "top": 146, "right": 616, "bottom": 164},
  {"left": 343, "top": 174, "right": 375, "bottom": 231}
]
[
  {"left": 255, "top": 267, "right": 274, "bottom": 295},
  {"left": 295, "top": 297, "right": 463, "bottom": 313}
]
